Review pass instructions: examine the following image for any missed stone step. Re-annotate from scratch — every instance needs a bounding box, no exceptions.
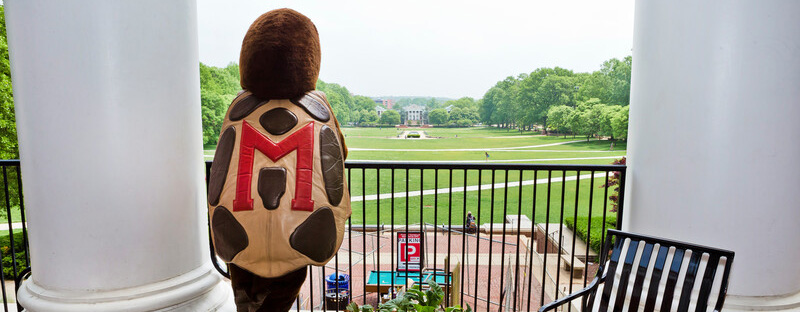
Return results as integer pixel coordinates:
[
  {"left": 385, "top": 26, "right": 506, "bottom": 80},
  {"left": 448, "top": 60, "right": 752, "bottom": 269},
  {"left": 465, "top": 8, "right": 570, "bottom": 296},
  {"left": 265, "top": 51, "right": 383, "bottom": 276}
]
[{"left": 534, "top": 223, "right": 598, "bottom": 263}]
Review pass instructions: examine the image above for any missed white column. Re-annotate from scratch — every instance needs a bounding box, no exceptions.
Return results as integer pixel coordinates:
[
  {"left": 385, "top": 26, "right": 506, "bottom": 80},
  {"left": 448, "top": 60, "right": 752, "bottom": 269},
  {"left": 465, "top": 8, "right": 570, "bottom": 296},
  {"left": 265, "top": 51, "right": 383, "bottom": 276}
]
[
  {"left": 5, "top": 0, "right": 234, "bottom": 310},
  {"left": 626, "top": 0, "right": 800, "bottom": 310}
]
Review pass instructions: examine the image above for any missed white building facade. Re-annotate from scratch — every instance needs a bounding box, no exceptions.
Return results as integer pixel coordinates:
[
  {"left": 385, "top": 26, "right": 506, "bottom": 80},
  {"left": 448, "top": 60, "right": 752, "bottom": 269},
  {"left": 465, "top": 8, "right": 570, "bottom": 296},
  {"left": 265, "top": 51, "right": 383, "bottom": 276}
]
[{"left": 404, "top": 104, "right": 425, "bottom": 125}]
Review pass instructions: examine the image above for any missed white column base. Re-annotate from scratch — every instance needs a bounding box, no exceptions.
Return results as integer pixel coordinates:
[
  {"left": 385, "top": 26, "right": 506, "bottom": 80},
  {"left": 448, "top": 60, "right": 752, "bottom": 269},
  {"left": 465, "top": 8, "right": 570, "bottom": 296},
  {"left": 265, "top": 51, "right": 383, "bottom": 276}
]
[
  {"left": 17, "top": 265, "right": 235, "bottom": 312},
  {"left": 724, "top": 291, "right": 800, "bottom": 311}
]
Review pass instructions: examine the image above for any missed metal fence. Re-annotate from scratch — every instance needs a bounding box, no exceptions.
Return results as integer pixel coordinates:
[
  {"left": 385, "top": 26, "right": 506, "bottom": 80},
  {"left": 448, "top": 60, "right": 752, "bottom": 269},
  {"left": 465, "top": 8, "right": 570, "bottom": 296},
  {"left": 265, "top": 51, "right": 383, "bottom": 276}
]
[
  {"left": 0, "top": 159, "right": 625, "bottom": 312},
  {"left": 0, "top": 160, "right": 30, "bottom": 312}
]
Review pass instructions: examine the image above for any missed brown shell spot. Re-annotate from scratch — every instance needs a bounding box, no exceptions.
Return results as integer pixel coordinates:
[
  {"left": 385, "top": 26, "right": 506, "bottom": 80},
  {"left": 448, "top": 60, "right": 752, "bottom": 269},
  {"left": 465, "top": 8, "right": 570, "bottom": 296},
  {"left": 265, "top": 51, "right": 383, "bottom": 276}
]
[
  {"left": 208, "top": 126, "right": 236, "bottom": 206},
  {"left": 290, "top": 207, "right": 337, "bottom": 262},
  {"left": 259, "top": 108, "right": 298, "bottom": 135},
  {"left": 319, "top": 125, "right": 344, "bottom": 206},
  {"left": 230, "top": 94, "right": 268, "bottom": 121},
  {"left": 290, "top": 92, "right": 330, "bottom": 122},
  {"left": 212, "top": 206, "right": 249, "bottom": 262},
  {"left": 257, "top": 167, "right": 286, "bottom": 210}
]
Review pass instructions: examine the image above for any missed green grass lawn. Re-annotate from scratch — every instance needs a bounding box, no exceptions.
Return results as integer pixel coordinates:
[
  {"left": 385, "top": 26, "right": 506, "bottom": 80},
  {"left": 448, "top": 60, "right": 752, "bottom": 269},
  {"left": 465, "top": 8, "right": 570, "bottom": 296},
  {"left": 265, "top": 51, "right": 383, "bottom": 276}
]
[
  {"left": 349, "top": 166, "right": 610, "bottom": 224},
  {"left": 343, "top": 136, "right": 578, "bottom": 150},
  {"left": 347, "top": 174, "right": 617, "bottom": 226},
  {"left": 341, "top": 128, "right": 624, "bottom": 225},
  {"left": 0, "top": 206, "right": 24, "bottom": 224}
]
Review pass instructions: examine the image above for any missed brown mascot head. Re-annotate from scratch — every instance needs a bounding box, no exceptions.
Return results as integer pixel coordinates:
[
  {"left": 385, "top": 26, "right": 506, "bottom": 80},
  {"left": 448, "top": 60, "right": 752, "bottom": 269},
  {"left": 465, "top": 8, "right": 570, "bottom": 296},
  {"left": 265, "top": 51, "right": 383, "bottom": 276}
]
[{"left": 239, "top": 8, "right": 321, "bottom": 99}]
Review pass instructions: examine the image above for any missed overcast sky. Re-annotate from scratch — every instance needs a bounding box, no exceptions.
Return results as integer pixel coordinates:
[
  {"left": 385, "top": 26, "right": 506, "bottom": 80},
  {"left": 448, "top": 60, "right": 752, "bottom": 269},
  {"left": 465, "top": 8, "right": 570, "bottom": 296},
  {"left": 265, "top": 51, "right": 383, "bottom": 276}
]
[{"left": 197, "top": 0, "right": 634, "bottom": 99}]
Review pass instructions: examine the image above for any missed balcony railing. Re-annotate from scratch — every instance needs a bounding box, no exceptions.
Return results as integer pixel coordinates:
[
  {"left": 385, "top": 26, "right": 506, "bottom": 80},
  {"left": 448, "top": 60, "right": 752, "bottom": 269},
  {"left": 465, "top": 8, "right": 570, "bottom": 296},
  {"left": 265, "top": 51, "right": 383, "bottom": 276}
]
[{"left": 0, "top": 159, "right": 626, "bottom": 312}]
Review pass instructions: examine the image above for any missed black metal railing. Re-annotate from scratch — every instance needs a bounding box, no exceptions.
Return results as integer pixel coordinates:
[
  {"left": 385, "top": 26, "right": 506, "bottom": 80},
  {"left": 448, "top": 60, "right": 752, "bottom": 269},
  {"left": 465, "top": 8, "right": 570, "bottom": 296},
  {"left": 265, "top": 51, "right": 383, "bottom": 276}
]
[
  {"left": 0, "top": 159, "right": 625, "bottom": 312},
  {"left": 207, "top": 161, "right": 626, "bottom": 311},
  {"left": 0, "top": 159, "right": 30, "bottom": 312}
]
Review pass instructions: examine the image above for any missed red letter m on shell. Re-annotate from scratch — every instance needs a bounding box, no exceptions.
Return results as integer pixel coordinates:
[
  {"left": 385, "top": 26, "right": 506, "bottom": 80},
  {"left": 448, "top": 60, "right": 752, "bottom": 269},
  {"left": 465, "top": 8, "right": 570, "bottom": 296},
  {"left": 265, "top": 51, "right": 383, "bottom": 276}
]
[{"left": 233, "top": 120, "right": 315, "bottom": 212}]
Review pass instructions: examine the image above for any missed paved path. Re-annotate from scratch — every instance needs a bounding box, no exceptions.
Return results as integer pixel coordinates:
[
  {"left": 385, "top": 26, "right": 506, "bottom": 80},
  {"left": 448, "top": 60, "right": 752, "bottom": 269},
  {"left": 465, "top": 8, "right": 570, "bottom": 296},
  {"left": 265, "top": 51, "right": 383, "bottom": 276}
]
[
  {"left": 351, "top": 172, "right": 610, "bottom": 203},
  {"left": 348, "top": 140, "right": 584, "bottom": 152},
  {"left": 1, "top": 222, "right": 25, "bottom": 230}
]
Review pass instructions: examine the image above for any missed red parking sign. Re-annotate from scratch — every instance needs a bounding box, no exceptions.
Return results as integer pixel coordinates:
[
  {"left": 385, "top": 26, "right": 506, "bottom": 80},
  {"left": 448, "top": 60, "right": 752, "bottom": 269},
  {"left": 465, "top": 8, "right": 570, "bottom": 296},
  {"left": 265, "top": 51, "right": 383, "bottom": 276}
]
[{"left": 397, "top": 232, "right": 423, "bottom": 272}]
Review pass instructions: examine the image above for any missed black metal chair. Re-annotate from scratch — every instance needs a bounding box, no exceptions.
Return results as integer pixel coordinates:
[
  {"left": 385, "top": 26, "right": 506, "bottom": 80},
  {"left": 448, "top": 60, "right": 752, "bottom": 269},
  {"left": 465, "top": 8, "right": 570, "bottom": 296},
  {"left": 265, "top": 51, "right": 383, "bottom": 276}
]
[{"left": 539, "top": 229, "right": 734, "bottom": 312}]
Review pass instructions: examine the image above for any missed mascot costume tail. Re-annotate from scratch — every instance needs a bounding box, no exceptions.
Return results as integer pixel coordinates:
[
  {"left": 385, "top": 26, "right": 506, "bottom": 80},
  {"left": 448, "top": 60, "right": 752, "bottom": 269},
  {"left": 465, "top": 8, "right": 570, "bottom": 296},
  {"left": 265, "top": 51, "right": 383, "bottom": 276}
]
[{"left": 207, "top": 8, "right": 350, "bottom": 312}]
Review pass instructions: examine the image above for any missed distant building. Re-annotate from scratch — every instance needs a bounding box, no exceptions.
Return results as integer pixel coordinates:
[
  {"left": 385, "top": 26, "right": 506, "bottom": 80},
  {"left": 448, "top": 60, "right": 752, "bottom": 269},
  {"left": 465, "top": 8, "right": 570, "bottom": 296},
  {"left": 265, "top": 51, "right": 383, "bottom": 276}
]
[
  {"left": 373, "top": 98, "right": 394, "bottom": 109},
  {"left": 445, "top": 105, "right": 454, "bottom": 113},
  {"left": 375, "top": 106, "right": 386, "bottom": 118},
  {"left": 404, "top": 104, "right": 425, "bottom": 125}
]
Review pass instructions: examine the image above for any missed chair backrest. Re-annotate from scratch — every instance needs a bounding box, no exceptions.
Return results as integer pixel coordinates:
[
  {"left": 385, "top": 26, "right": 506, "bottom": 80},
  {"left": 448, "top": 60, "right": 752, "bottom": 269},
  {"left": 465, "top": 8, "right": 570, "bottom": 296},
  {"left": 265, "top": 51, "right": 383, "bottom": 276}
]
[{"left": 587, "top": 229, "right": 735, "bottom": 312}]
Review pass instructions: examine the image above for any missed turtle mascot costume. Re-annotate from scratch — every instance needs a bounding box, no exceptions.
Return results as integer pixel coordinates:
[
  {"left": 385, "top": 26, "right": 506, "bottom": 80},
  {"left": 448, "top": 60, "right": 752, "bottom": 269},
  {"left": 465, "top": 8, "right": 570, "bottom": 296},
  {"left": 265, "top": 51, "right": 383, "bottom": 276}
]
[{"left": 207, "top": 8, "right": 350, "bottom": 312}]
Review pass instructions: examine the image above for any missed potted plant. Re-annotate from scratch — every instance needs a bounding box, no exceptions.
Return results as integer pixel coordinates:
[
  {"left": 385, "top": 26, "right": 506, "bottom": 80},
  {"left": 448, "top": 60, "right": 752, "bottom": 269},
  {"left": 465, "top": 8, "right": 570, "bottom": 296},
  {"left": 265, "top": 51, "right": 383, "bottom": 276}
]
[{"left": 346, "top": 280, "right": 472, "bottom": 312}]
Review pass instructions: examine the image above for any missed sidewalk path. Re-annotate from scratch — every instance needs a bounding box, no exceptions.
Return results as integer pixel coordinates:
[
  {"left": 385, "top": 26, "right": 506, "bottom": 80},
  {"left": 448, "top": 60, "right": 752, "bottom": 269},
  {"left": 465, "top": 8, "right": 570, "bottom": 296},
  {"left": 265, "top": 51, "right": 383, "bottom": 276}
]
[
  {"left": 1, "top": 222, "right": 25, "bottom": 230},
  {"left": 348, "top": 140, "right": 583, "bottom": 152}
]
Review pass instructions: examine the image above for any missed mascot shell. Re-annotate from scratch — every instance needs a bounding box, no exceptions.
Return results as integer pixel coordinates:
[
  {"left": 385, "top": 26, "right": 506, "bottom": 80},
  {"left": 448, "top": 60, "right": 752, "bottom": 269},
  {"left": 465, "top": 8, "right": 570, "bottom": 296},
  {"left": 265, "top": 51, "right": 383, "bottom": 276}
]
[{"left": 208, "top": 89, "right": 350, "bottom": 278}]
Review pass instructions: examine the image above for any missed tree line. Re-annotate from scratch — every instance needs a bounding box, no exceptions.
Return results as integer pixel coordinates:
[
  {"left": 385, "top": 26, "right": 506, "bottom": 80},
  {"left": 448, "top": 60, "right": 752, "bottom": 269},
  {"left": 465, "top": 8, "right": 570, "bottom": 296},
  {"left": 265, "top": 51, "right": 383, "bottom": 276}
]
[
  {"left": 198, "top": 63, "right": 402, "bottom": 145},
  {"left": 0, "top": 6, "right": 16, "bottom": 160},
  {"left": 479, "top": 56, "right": 631, "bottom": 140}
]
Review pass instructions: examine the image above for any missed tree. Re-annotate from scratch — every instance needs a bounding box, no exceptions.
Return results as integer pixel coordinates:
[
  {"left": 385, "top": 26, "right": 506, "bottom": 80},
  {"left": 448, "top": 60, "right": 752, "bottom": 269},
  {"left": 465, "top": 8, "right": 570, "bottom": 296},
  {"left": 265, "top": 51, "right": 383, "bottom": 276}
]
[
  {"left": 350, "top": 110, "right": 362, "bottom": 125},
  {"left": 0, "top": 5, "right": 18, "bottom": 159},
  {"left": 533, "top": 74, "right": 578, "bottom": 132},
  {"left": 510, "top": 67, "right": 579, "bottom": 132},
  {"left": 428, "top": 109, "right": 448, "bottom": 126},
  {"left": 353, "top": 95, "right": 376, "bottom": 111},
  {"left": 362, "top": 109, "right": 379, "bottom": 123},
  {"left": 600, "top": 56, "right": 632, "bottom": 105},
  {"left": 567, "top": 109, "right": 587, "bottom": 139},
  {"left": 0, "top": 6, "right": 21, "bottom": 214},
  {"left": 425, "top": 97, "right": 440, "bottom": 110},
  {"left": 316, "top": 80, "right": 354, "bottom": 123},
  {"left": 611, "top": 106, "right": 629, "bottom": 140},
  {"left": 581, "top": 103, "right": 606, "bottom": 141},
  {"left": 479, "top": 87, "right": 500, "bottom": 125},
  {"left": 600, "top": 105, "right": 622, "bottom": 138},
  {"left": 448, "top": 107, "right": 462, "bottom": 122},
  {"left": 379, "top": 110, "right": 400, "bottom": 125},
  {"left": 546, "top": 105, "right": 575, "bottom": 135},
  {"left": 200, "top": 91, "right": 228, "bottom": 145},
  {"left": 518, "top": 68, "right": 557, "bottom": 130},
  {"left": 443, "top": 97, "right": 478, "bottom": 110},
  {"left": 199, "top": 62, "right": 240, "bottom": 146},
  {"left": 463, "top": 107, "right": 479, "bottom": 124},
  {"left": 495, "top": 76, "right": 520, "bottom": 129}
]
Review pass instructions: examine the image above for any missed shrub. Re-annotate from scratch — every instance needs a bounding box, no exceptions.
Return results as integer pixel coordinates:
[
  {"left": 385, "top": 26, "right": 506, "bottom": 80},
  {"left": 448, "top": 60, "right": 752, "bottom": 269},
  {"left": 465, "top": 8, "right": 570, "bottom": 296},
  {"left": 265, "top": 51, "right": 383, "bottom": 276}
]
[
  {"left": 564, "top": 215, "right": 617, "bottom": 254},
  {"left": 600, "top": 157, "right": 626, "bottom": 212},
  {"left": 0, "top": 232, "right": 28, "bottom": 279},
  {"left": 454, "top": 119, "right": 472, "bottom": 127}
]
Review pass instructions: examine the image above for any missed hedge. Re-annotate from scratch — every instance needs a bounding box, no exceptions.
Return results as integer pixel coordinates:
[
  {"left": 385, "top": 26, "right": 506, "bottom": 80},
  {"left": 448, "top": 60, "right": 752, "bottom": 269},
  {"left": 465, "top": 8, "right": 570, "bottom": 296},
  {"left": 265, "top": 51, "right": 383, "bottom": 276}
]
[{"left": 564, "top": 215, "right": 617, "bottom": 254}]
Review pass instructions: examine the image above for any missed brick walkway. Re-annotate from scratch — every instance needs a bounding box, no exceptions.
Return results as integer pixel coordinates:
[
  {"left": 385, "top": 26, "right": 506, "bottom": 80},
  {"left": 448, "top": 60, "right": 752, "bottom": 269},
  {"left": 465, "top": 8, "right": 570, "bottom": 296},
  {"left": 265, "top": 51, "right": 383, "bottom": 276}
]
[{"left": 295, "top": 231, "right": 553, "bottom": 311}]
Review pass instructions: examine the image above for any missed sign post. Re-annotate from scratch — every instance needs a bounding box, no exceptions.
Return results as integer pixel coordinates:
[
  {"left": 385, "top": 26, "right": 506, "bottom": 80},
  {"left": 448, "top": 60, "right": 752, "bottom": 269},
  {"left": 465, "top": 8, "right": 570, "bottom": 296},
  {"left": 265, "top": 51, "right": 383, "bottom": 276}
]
[{"left": 397, "top": 232, "right": 423, "bottom": 272}]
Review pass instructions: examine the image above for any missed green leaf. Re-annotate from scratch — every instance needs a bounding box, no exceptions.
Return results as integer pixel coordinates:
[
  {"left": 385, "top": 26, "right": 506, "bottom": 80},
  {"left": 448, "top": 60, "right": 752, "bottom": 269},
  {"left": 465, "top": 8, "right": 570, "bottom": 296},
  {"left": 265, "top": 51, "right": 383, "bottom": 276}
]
[
  {"left": 426, "top": 279, "right": 444, "bottom": 306},
  {"left": 346, "top": 302, "right": 361, "bottom": 312}
]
